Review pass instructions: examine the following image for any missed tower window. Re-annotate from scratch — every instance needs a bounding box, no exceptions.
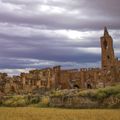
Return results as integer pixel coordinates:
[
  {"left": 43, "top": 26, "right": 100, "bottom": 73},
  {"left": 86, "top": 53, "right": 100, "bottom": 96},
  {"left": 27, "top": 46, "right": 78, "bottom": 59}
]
[
  {"left": 107, "top": 55, "right": 110, "bottom": 59},
  {"left": 103, "top": 39, "right": 107, "bottom": 49}
]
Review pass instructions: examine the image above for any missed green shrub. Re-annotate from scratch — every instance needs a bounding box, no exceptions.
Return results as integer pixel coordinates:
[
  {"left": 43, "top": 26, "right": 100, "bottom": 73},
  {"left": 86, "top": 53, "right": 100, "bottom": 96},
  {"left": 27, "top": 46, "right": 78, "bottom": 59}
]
[
  {"left": 28, "top": 96, "right": 40, "bottom": 104},
  {"left": 2, "top": 95, "right": 27, "bottom": 107},
  {"left": 96, "top": 85, "right": 120, "bottom": 99},
  {"left": 50, "top": 90, "right": 64, "bottom": 97},
  {"left": 95, "top": 90, "right": 107, "bottom": 100},
  {"left": 38, "top": 96, "right": 49, "bottom": 108},
  {"left": 1, "top": 95, "right": 42, "bottom": 107},
  {"left": 102, "top": 87, "right": 120, "bottom": 96},
  {"left": 116, "top": 93, "right": 120, "bottom": 99}
]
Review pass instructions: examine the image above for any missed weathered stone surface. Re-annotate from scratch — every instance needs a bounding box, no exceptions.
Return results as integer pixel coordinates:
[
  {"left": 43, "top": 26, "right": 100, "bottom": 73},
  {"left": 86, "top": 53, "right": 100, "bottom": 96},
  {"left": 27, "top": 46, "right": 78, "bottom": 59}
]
[{"left": 50, "top": 96, "right": 99, "bottom": 108}]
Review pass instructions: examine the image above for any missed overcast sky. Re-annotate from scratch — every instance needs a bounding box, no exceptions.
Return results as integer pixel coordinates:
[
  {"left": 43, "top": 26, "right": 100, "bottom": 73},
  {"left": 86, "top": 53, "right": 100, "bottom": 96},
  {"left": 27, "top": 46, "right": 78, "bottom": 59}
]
[{"left": 0, "top": 0, "right": 120, "bottom": 75}]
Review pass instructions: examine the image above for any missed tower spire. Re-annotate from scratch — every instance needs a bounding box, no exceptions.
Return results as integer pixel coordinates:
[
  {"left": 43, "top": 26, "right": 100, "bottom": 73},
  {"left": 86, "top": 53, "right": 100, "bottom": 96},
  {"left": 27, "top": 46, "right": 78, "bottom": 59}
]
[{"left": 104, "top": 26, "right": 109, "bottom": 36}]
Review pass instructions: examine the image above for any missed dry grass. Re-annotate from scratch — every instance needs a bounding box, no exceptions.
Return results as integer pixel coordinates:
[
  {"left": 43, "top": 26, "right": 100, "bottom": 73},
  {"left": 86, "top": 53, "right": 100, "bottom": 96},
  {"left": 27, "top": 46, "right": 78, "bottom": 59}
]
[{"left": 0, "top": 107, "right": 120, "bottom": 120}]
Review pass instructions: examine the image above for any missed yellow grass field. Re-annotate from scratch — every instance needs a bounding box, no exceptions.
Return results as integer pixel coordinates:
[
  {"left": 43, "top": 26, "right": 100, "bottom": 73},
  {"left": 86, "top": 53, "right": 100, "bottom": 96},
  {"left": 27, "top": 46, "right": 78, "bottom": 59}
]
[{"left": 0, "top": 107, "right": 120, "bottom": 120}]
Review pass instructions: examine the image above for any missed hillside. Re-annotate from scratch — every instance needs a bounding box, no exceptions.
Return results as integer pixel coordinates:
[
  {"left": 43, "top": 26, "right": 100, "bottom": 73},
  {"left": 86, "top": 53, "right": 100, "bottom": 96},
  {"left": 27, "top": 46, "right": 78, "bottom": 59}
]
[{"left": 0, "top": 84, "right": 120, "bottom": 108}]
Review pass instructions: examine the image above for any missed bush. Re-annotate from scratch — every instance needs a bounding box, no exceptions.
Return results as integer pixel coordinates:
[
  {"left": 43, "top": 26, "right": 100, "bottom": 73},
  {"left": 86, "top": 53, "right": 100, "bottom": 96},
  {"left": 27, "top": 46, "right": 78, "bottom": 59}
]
[
  {"left": 95, "top": 90, "right": 107, "bottom": 100},
  {"left": 116, "top": 93, "right": 120, "bottom": 99},
  {"left": 0, "top": 95, "right": 42, "bottom": 107},
  {"left": 102, "top": 86, "right": 120, "bottom": 96},
  {"left": 27, "top": 95, "right": 40, "bottom": 104},
  {"left": 38, "top": 96, "right": 49, "bottom": 108},
  {"left": 2, "top": 95, "right": 27, "bottom": 107},
  {"left": 95, "top": 85, "right": 120, "bottom": 100},
  {"left": 50, "top": 90, "right": 64, "bottom": 97}
]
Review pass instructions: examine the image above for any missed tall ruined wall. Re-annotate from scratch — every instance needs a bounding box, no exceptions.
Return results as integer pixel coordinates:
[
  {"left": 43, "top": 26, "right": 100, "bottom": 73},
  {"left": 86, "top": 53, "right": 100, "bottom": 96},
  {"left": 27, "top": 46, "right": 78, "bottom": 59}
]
[{"left": 101, "top": 27, "right": 116, "bottom": 69}]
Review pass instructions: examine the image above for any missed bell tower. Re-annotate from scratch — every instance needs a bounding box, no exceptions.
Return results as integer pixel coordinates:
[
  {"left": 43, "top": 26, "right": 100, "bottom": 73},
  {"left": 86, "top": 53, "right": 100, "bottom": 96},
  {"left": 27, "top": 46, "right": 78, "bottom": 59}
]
[{"left": 101, "top": 27, "right": 115, "bottom": 69}]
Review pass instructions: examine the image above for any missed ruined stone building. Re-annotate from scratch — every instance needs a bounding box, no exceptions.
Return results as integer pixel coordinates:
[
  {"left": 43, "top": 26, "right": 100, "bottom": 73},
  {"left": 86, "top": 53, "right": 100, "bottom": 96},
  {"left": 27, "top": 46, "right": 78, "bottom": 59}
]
[{"left": 0, "top": 27, "right": 120, "bottom": 94}]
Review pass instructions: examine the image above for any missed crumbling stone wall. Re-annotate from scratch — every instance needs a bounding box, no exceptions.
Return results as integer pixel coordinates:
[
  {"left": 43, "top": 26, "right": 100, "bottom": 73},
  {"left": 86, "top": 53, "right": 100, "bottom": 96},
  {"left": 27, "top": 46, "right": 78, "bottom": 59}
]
[{"left": 0, "top": 27, "right": 120, "bottom": 95}]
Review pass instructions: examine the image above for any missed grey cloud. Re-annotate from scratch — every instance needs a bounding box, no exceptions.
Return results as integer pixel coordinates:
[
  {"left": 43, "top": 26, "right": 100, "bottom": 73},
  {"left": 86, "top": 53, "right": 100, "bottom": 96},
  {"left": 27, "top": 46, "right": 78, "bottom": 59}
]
[
  {"left": 0, "top": 0, "right": 120, "bottom": 75},
  {"left": 0, "top": 11, "right": 120, "bottom": 30},
  {"left": 0, "top": 0, "right": 120, "bottom": 30},
  {"left": 0, "top": 55, "right": 101, "bottom": 70}
]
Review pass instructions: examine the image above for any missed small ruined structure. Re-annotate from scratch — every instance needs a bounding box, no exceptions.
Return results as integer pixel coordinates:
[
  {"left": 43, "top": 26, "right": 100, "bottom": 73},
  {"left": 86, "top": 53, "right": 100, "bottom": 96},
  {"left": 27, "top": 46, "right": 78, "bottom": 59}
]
[{"left": 0, "top": 27, "right": 120, "bottom": 94}]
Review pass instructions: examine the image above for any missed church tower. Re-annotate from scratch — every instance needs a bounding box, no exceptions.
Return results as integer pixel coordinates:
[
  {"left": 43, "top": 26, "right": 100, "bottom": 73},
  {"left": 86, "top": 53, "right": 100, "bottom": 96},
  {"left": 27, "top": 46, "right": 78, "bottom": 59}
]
[{"left": 101, "top": 27, "right": 115, "bottom": 69}]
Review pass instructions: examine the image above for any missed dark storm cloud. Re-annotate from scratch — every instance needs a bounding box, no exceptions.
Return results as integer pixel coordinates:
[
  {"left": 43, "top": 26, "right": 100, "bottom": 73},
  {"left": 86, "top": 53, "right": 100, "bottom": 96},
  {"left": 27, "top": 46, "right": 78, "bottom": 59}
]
[{"left": 0, "top": 0, "right": 120, "bottom": 75}]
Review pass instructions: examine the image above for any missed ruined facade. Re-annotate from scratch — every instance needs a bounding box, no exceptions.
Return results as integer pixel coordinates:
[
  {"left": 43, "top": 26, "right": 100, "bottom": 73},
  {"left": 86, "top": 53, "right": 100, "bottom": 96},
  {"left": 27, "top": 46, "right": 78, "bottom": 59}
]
[{"left": 0, "top": 27, "right": 120, "bottom": 94}]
